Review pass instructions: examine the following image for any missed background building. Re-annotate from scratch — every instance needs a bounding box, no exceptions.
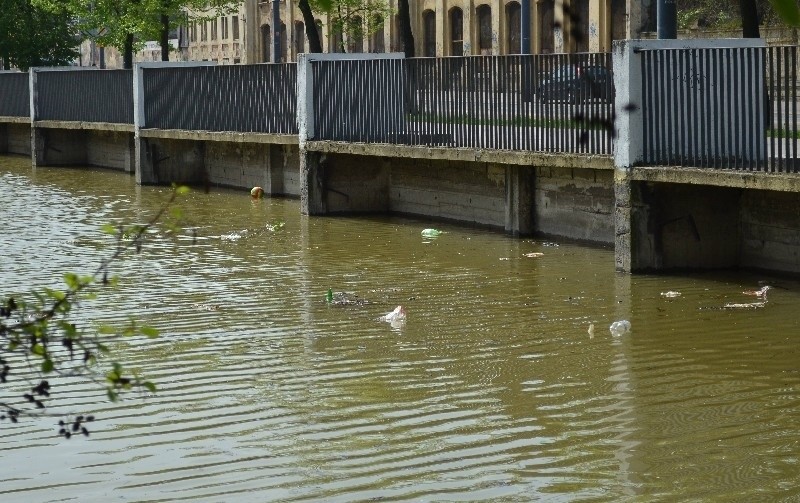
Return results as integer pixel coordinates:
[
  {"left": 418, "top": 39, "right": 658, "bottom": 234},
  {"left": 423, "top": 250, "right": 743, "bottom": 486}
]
[{"left": 184, "top": 0, "right": 646, "bottom": 64}]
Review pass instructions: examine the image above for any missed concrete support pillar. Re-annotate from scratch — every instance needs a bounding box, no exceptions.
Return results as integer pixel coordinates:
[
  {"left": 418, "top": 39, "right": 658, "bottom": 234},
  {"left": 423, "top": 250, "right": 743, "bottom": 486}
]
[
  {"left": 0, "top": 124, "right": 7, "bottom": 153},
  {"left": 463, "top": 0, "right": 474, "bottom": 54},
  {"left": 589, "top": 0, "right": 610, "bottom": 52},
  {"left": 300, "top": 150, "right": 326, "bottom": 215},
  {"left": 492, "top": 0, "right": 502, "bottom": 55},
  {"left": 245, "top": 0, "right": 259, "bottom": 64},
  {"left": 436, "top": 0, "right": 445, "bottom": 56},
  {"left": 613, "top": 170, "right": 632, "bottom": 272},
  {"left": 504, "top": 166, "right": 534, "bottom": 236},
  {"left": 135, "top": 137, "right": 157, "bottom": 184},
  {"left": 31, "top": 128, "right": 46, "bottom": 167}
]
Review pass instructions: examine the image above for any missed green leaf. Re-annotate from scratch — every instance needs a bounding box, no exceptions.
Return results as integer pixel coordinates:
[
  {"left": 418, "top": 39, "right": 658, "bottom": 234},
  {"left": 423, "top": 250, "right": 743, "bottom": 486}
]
[
  {"left": 107, "top": 388, "right": 119, "bottom": 402},
  {"left": 770, "top": 0, "right": 800, "bottom": 26},
  {"left": 143, "top": 381, "right": 157, "bottom": 393},
  {"left": 140, "top": 326, "right": 159, "bottom": 338},
  {"left": 175, "top": 185, "right": 190, "bottom": 196},
  {"left": 41, "top": 359, "right": 54, "bottom": 373},
  {"left": 31, "top": 343, "right": 46, "bottom": 357},
  {"left": 97, "top": 325, "right": 117, "bottom": 335},
  {"left": 100, "top": 223, "right": 117, "bottom": 235}
]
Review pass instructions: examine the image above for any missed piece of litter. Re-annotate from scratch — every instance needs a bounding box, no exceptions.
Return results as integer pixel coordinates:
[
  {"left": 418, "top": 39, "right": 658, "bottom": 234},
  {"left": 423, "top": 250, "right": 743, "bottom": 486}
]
[
  {"left": 380, "top": 306, "right": 406, "bottom": 322},
  {"left": 588, "top": 323, "right": 595, "bottom": 338},
  {"left": 524, "top": 252, "right": 545, "bottom": 258},
  {"left": 421, "top": 228, "right": 442, "bottom": 238},
  {"left": 742, "top": 285, "right": 771, "bottom": 298},
  {"left": 724, "top": 302, "right": 766, "bottom": 309},
  {"left": 661, "top": 291, "right": 681, "bottom": 298},
  {"left": 609, "top": 320, "right": 631, "bottom": 336}
]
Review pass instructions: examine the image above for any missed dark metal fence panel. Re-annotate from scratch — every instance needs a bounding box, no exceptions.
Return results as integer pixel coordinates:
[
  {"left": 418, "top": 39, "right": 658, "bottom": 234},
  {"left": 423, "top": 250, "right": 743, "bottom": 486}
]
[
  {"left": 766, "top": 46, "right": 800, "bottom": 172},
  {"left": 36, "top": 69, "right": 133, "bottom": 124},
  {"left": 0, "top": 72, "right": 30, "bottom": 117},
  {"left": 143, "top": 63, "right": 297, "bottom": 134},
  {"left": 311, "top": 54, "right": 614, "bottom": 155},
  {"left": 639, "top": 46, "right": 800, "bottom": 172}
]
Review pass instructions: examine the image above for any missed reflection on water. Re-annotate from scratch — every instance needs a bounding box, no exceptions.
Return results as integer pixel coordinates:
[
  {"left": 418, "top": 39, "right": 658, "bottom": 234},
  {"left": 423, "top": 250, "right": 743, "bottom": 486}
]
[{"left": 1, "top": 156, "right": 799, "bottom": 502}]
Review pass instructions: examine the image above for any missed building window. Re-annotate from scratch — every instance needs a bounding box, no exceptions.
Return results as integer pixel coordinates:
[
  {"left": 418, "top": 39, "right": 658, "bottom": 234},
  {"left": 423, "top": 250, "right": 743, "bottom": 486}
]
[
  {"left": 477, "top": 5, "right": 492, "bottom": 55},
  {"left": 295, "top": 21, "right": 305, "bottom": 56},
  {"left": 221, "top": 17, "right": 229, "bottom": 40},
  {"left": 315, "top": 19, "right": 324, "bottom": 51},
  {"left": 331, "top": 22, "right": 344, "bottom": 53},
  {"left": 449, "top": 7, "right": 463, "bottom": 55},
  {"left": 506, "top": 2, "right": 521, "bottom": 54},
  {"left": 538, "top": 0, "right": 554, "bottom": 53},
  {"left": 201, "top": 21, "right": 208, "bottom": 42},
  {"left": 347, "top": 16, "right": 363, "bottom": 53},
  {"left": 261, "top": 24, "right": 271, "bottom": 61},
  {"left": 422, "top": 10, "right": 435, "bottom": 57},
  {"left": 279, "top": 22, "right": 287, "bottom": 61},
  {"left": 369, "top": 14, "right": 385, "bottom": 53},
  {"left": 232, "top": 16, "right": 240, "bottom": 40},
  {"left": 210, "top": 19, "right": 218, "bottom": 41}
]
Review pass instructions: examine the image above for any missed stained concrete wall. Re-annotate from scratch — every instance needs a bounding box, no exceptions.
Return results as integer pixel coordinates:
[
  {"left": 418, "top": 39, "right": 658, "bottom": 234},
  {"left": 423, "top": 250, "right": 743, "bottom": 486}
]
[
  {"left": 305, "top": 152, "right": 613, "bottom": 241},
  {"left": 535, "top": 166, "right": 615, "bottom": 244},
  {"left": 740, "top": 190, "right": 800, "bottom": 273},
  {"left": 86, "top": 130, "right": 134, "bottom": 172},
  {"left": 137, "top": 135, "right": 301, "bottom": 196},
  {"left": 137, "top": 137, "right": 206, "bottom": 185},
  {"left": 32, "top": 128, "right": 88, "bottom": 166},
  {"left": 1, "top": 123, "right": 31, "bottom": 155},
  {"left": 628, "top": 182, "right": 741, "bottom": 271},
  {"left": 203, "top": 142, "right": 300, "bottom": 197},
  {"left": 390, "top": 158, "right": 507, "bottom": 227}
]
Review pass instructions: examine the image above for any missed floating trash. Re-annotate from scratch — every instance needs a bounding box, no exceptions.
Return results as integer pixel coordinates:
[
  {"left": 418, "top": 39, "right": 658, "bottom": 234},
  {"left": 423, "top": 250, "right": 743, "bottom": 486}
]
[
  {"left": 609, "top": 320, "right": 631, "bottom": 337},
  {"left": 724, "top": 301, "right": 766, "bottom": 309},
  {"left": 742, "top": 285, "right": 771, "bottom": 298},
  {"left": 588, "top": 323, "right": 595, "bottom": 338},
  {"left": 661, "top": 291, "right": 681, "bottom": 298},
  {"left": 251, "top": 186, "right": 264, "bottom": 199},
  {"left": 524, "top": 252, "right": 545, "bottom": 258},
  {"left": 380, "top": 305, "right": 406, "bottom": 325},
  {"left": 421, "top": 228, "right": 443, "bottom": 238}
]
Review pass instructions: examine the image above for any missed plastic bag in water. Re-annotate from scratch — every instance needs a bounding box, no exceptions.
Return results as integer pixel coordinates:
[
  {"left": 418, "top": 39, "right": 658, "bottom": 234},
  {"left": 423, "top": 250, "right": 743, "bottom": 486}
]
[{"left": 609, "top": 320, "right": 631, "bottom": 337}]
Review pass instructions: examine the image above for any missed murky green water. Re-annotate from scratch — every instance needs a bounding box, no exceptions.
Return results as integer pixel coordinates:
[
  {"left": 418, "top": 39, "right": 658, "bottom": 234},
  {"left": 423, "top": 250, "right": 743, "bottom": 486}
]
[{"left": 1, "top": 155, "right": 799, "bottom": 502}]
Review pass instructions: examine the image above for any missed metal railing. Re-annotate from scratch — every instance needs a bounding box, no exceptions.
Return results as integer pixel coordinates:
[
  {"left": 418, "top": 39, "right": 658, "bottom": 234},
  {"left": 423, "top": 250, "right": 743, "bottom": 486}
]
[
  {"left": 640, "top": 46, "right": 799, "bottom": 172},
  {"left": 0, "top": 72, "right": 30, "bottom": 118},
  {"left": 36, "top": 69, "right": 133, "bottom": 124},
  {"left": 311, "top": 53, "right": 615, "bottom": 155},
  {"left": 142, "top": 63, "right": 297, "bottom": 134}
]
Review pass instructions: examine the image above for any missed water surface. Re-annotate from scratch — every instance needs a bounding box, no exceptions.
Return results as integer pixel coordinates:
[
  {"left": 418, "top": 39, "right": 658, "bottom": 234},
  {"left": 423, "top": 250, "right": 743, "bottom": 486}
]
[{"left": 1, "top": 155, "right": 799, "bottom": 502}]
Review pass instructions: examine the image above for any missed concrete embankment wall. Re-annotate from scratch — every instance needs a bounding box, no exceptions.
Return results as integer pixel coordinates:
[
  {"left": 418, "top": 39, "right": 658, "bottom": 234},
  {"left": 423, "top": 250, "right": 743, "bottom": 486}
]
[
  {"left": 136, "top": 134, "right": 300, "bottom": 197},
  {"left": 535, "top": 167, "right": 615, "bottom": 243},
  {"left": 31, "top": 126, "right": 134, "bottom": 172},
  {"left": 205, "top": 142, "right": 300, "bottom": 196},
  {"left": 626, "top": 180, "right": 800, "bottom": 274},
  {"left": 740, "top": 190, "right": 800, "bottom": 273},
  {"left": 306, "top": 151, "right": 615, "bottom": 244},
  {"left": 1, "top": 123, "right": 31, "bottom": 156}
]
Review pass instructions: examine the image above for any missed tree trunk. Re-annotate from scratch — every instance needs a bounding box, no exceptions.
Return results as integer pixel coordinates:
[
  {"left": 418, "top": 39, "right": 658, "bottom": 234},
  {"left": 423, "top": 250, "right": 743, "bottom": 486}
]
[
  {"left": 740, "top": 0, "right": 760, "bottom": 38},
  {"left": 161, "top": 14, "right": 170, "bottom": 61},
  {"left": 398, "top": 0, "right": 415, "bottom": 57},
  {"left": 124, "top": 33, "right": 134, "bottom": 69},
  {"left": 298, "top": 0, "right": 322, "bottom": 53}
]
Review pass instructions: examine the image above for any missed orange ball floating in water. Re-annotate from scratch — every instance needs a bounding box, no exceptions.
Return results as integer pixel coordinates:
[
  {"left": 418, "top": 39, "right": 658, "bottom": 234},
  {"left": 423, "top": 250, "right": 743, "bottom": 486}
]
[{"left": 250, "top": 186, "right": 264, "bottom": 199}]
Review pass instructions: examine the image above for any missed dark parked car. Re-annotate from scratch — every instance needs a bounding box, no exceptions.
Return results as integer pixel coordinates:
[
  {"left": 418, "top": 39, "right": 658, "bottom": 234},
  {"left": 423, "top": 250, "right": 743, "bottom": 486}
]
[{"left": 537, "top": 65, "right": 614, "bottom": 104}]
